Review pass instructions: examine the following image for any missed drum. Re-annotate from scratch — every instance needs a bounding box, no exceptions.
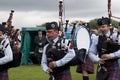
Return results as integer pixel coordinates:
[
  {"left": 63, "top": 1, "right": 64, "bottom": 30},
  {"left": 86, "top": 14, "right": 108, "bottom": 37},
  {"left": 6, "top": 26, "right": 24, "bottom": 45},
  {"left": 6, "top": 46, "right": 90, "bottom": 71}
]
[{"left": 65, "top": 26, "right": 91, "bottom": 52}]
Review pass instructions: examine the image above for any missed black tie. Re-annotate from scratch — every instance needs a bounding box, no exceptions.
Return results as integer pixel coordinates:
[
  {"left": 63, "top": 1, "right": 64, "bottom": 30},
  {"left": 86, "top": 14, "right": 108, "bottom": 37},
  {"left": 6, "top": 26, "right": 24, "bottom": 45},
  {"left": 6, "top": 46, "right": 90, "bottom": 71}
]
[
  {"left": 49, "top": 40, "right": 54, "bottom": 46},
  {"left": 103, "top": 34, "right": 106, "bottom": 39}
]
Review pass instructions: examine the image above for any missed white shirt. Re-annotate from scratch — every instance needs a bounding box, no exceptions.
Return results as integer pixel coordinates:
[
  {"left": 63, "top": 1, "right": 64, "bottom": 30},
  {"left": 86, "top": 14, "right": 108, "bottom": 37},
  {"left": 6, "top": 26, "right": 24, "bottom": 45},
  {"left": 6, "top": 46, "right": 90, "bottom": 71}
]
[
  {"left": 41, "top": 37, "right": 75, "bottom": 72},
  {"left": 0, "top": 37, "right": 13, "bottom": 65},
  {"left": 89, "top": 29, "right": 120, "bottom": 62}
]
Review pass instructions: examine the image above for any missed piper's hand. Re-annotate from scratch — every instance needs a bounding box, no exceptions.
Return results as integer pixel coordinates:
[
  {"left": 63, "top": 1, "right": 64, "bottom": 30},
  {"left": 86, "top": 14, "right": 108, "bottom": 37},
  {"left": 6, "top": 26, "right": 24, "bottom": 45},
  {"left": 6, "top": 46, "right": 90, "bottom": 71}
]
[
  {"left": 98, "top": 59, "right": 105, "bottom": 65},
  {"left": 46, "top": 67, "right": 53, "bottom": 74},
  {"left": 101, "top": 54, "right": 110, "bottom": 60},
  {"left": 49, "top": 61, "right": 57, "bottom": 69}
]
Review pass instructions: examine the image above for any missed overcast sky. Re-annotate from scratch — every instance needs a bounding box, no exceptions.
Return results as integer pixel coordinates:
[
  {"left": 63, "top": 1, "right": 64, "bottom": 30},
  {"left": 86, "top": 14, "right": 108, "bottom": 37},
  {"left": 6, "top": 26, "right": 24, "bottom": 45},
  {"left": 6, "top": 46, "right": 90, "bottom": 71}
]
[{"left": 0, "top": 0, "right": 120, "bottom": 29}]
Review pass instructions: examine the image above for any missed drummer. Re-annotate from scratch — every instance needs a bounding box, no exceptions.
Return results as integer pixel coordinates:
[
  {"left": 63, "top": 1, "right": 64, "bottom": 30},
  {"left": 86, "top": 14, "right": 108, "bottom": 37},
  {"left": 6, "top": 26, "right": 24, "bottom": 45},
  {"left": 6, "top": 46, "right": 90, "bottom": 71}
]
[{"left": 76, "top": 21, "right": 94, "bottom": 80}]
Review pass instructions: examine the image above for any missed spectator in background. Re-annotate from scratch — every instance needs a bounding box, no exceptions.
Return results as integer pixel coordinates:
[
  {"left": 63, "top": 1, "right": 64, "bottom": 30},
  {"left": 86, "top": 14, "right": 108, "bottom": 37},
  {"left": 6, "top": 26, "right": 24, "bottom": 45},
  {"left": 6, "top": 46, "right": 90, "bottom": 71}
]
[
  {"left": 75, "top": 29, "right": 97, "bottom": 80},
  {"left": 34, "top": 30, "right": 47, "bottom": 64},
  {"left": 41, "top": 22, "right": 75, "bottom": 80}
]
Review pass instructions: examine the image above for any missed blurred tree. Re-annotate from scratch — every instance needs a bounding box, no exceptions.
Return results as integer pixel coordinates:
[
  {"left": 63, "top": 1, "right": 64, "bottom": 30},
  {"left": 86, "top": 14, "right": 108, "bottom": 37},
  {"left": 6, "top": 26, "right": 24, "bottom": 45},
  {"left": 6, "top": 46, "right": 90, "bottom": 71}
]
[
  {"left": 89, "top": 18, "right": 98, "bottom": 29},
  {"left": 36, "top": 23, "right": 46, "bottom": 27},
  {"left": 35, "top": 18, "right": 119, "bottom": 29}
]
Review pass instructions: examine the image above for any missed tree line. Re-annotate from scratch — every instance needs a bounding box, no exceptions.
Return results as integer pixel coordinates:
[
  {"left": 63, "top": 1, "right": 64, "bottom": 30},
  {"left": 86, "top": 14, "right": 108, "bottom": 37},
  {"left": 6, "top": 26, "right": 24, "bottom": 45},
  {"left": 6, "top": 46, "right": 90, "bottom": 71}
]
[{"left": 36, "top": 18, "right": 120, "bottom": 29}]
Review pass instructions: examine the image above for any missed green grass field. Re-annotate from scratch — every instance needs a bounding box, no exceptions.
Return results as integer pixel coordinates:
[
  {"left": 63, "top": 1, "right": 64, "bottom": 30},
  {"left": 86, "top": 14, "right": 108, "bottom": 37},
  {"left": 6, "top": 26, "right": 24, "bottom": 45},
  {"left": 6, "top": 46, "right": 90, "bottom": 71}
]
[{"left": 8, "top": 64, "right": 97, "bottom": 80}]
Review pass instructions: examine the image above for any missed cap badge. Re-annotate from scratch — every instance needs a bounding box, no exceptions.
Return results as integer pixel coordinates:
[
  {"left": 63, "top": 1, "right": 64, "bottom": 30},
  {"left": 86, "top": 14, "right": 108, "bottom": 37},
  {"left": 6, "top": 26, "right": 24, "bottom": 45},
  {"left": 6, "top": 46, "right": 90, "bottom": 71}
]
[{"left": 51, "top": 24, "right": 55, "bottom": 28}]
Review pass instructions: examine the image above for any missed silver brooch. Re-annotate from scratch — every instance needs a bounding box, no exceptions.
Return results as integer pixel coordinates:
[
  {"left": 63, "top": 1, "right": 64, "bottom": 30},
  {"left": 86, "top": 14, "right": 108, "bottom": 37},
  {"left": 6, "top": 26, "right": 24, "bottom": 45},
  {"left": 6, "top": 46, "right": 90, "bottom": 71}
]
[
  {"left": 52, "top": 45, "right": 56, "bottom": 49},
  {"left": 107, "top": 38, "right": 111, "bottom": 41},
  {"left": 57, "top": 43, "right": 60, "bottom": 47}
]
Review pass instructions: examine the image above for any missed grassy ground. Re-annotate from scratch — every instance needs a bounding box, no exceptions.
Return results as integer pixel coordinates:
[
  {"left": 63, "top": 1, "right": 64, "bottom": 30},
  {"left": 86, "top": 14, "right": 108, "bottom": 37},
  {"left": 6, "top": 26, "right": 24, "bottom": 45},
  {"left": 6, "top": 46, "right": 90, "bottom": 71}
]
[{"left": 8, "top": 64, "right": 97, "bottom": 80}]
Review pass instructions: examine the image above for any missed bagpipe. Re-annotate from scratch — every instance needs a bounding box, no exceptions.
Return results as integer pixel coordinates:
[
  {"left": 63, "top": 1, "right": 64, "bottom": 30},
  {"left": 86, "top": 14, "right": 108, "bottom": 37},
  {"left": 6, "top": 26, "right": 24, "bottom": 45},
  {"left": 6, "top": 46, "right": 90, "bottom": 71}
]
[
  {"left": 47, "top": 0, "right": 91, "bottom": 68},
  {"left": 0, "top": 10, "right": 22, "bottom": 71},
  {"left": 6, "top": 10, "right": 21, "bottom": 56},
  {"left": 47, "top": 21, "right": 91, "bottom": 67},
  {"left": 47, "top": 0, "right": 91, "bottom": 79},
  {"left": 0, "top": 35, "right": 21, "bottom": 71}
]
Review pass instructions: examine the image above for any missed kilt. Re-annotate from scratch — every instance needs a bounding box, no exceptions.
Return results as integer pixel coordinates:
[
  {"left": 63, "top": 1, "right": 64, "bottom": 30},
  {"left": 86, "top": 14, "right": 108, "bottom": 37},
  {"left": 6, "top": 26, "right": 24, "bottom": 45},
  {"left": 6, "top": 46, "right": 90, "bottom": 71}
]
[
  {"left": 0, "top": 70, "right": 8, "bottom": 80},
  {"left": 53, "top": 68, "right": 72, "bottom": 80},
  {"left": 76, "top": 57, "right": 94, "bottom": 74},
  {"left": 96, "top": 60, "right": 120, "bottom": 80}
]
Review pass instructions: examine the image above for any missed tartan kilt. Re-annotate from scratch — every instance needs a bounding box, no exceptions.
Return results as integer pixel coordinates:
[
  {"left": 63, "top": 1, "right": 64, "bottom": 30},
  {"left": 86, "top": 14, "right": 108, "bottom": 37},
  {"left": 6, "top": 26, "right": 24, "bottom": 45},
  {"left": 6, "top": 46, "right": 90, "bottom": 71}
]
[
  {"left": 0, "top": 70, "right": 9, "bottom": 80},
  {"left": 53, "top": 68, "right": 72, "bottom": 80},
  {"left": 96, "top": 60, "right": 120, "bottom": 80},
  {"left": 76, "top": 57, "right": 94, "bottom": 74}
]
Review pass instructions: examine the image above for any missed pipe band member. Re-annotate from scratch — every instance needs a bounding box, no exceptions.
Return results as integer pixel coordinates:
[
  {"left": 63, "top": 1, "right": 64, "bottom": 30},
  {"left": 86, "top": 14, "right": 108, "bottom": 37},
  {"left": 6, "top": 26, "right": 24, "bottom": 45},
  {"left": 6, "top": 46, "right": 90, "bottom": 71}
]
[
  {"left": 89, "top": 17, "right": 120, "bottom": 80},
  {"left": 0, "top": 24, "right": 13, "bottom": 80},
  {"left": 41, "top": 21, "right": 75, "bottom": 80}
]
